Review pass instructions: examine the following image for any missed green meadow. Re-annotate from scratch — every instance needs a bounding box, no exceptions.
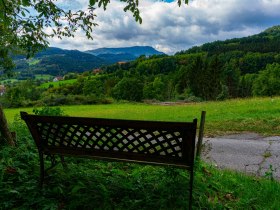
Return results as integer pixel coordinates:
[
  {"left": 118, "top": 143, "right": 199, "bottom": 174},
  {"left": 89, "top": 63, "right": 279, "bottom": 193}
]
[
  {"left": 1, "top": 97, "right": 280, "bottom": 209},
  {"left": 27, "top": 58, "right": 40, "bottom": 66},
  {"left": 0, "top": 79, "right": 18, "bottom": 84},
  {"left": 6, "top": 96, "right": 280, "bottom": 136},
  {"left": 39, "top": 78, "right": 77, "bottom": 88},
  {"left": 34, "top": 74, "right": 53, "bottom": 80}
]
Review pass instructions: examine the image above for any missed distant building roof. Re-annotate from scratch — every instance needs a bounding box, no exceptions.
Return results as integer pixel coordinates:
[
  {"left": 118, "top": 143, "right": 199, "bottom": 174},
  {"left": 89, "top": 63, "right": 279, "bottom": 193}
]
[
  {"left": 117, "top": 61, "right": 127, "bottom": 65},
  {"left": 0, "top": 85, "right": 6, "bottom": 95},
  {"left": 93, "top": 68, "right": 102, "bottom": 74},
  {"left": 53, "top": 76, "right": 64, "bottom": 82}
]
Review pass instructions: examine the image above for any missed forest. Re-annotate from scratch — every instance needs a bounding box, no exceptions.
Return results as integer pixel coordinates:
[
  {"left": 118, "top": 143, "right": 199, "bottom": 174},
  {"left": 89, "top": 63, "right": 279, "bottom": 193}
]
[{"left": 1, "top": 26, "right": 280, "bottom": 107}]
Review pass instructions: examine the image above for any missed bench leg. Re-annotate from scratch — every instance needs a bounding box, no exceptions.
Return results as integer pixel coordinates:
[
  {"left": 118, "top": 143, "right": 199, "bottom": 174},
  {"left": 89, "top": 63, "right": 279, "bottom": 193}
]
[
  {"left": 189, "top": 168, "right": 194, "bottom": 210},
  {"left": 60, "top": 155, "right": 68, "bottom": 169},
  {"left": 39, "top": 151, "right": 45, "bottom": 188}
]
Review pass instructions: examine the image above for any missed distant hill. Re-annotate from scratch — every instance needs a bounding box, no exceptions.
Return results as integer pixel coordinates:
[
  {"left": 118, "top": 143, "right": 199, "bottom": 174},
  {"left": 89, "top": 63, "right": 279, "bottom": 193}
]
[
  {"left": 13, "top": 25, "right": 280, "bottom": 79},
  {"left": 14, "top": 47, "right": 107, "bottom": 76},
  {"left": 5, "top": 26, "right": 280, "bottom": 103},
  {"left": 85, "top": 46, "right": 165, "bottom": 60},
  {"left": 13, "top": 46, "right": 164, "bottom": 77},
  {"left": 179, "top": 25, "right": 280, "bottom": 55},
  {"left": 96, "top": 53, "right": 137, "bottom": 64},
  {"left": 97, "top": 25, "right": 280, "bottom": 101}
]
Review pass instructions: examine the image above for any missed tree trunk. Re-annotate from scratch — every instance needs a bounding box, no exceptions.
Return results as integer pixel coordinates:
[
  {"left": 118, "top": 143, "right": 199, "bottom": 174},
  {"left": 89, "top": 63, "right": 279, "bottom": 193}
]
[{"left": 0, "top": 105, "right": 15, "bottom": 146}]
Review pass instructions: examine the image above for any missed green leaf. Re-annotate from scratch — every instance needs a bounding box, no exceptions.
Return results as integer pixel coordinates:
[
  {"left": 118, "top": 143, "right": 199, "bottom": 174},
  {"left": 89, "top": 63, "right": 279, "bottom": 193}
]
[
  {"left": 22, "top": 0, "right": 30, "bottom": 7},
  {"left": 71, "top": 185, "right": 84, "bottom": 193},
  {"left": 89, "top": 0, "right": 96, "bottom": 6},
  {"left": 9, "top": 190, "right": 20, "bottom": 194}
]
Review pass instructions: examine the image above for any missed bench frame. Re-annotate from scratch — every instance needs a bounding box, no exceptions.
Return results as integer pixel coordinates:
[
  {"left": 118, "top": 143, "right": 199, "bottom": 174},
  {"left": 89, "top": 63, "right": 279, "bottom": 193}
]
[{"left": 20, "top": 112, "right": 197, "bottom": 209}]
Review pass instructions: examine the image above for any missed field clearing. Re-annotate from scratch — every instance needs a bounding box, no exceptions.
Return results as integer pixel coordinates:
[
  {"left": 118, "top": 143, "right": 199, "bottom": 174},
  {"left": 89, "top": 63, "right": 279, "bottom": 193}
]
[
  {"left": 40, "top": 78, "right": 77, "bottom": 88},
  {"left": 0, "top": 79, "right": 18, "bottom": 84},
  {"left": 27, "top": 58, "right": 40, "bottom": 66},
  {"left": 5, "top": 97, "right": 280, "bottom": 136},
  {"left": 34, "top": 74, "right": 53, "bottom": 80}
]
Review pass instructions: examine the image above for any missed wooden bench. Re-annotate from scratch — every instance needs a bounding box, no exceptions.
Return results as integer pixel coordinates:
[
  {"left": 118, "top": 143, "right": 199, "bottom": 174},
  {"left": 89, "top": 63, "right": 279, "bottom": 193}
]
[{"left": 20, "top": 112, "right": 197, "bottom": 209}]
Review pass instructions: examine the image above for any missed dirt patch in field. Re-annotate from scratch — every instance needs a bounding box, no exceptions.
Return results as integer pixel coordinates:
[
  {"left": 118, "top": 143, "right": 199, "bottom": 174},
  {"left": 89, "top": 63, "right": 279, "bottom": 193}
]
[{"left": 146, "top": 101, "right": 197, "bottom": 106}]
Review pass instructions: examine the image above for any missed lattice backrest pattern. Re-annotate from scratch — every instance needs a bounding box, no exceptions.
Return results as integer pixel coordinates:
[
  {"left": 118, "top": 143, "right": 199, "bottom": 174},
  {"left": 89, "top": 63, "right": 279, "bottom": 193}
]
[
  {"left": 37, "top": 122, "right": 184, "bottom": 158},
  {"left": 21, "top": 112, "right": 197, "bottom": 166}
]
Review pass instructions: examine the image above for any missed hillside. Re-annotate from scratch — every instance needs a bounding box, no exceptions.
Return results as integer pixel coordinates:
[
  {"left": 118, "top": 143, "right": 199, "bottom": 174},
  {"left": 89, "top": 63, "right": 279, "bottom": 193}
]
[
  {"left": 2, "top": 26, "right": 280, "bottom": 106},
  {"left": 96, "top": 53, "right": 137, "bottom": 63},
  {"left": 98, "top": 25, "right": 280, "bottom": 101},
  {"left": 14, "top": 48, "right": 106, "bottom": 77},
  {"left": 12, "top": 46, "right": 164, "bottom": 78},
  {"left": 180, "top": 25, "right": 280, "bottom": 55}
]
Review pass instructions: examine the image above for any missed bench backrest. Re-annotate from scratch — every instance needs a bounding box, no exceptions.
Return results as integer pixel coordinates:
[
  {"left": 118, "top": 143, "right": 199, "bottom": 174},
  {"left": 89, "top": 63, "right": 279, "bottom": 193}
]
[{"left": 21, "top": 112, "right": 197, "bottom": 168}]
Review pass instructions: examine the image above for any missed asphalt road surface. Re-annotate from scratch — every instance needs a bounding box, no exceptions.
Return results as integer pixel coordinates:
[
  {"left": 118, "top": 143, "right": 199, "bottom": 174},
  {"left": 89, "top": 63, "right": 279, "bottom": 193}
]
[{"left": 202, "top": 133, "right": 280, "bottom": 179}]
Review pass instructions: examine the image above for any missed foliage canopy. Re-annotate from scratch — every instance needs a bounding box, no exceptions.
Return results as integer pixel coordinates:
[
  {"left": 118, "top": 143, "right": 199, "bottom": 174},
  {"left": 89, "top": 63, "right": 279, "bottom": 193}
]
[{"left": 0, "top": 0, "right": 188, "bottom": 73}]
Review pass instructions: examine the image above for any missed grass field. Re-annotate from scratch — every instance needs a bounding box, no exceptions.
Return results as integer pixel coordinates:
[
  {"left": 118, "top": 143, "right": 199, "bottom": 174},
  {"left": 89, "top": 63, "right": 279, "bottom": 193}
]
[
  {"left": 5, "top": 96, "right": 280, "bottom": 136},
  {"left": 27, "top": 58, "right": 40, "bottom": 66},
  {"left": 40, "top": 78, "right": 77, "bottom": 88},
  {"left": 34, "top": 74, "right": 53, "bottom": 80},
  {"left": 2, "top": 97, "right": 280, "bottom": 209},
  {"left": 0, "top": 78, "right": 18, "bottom": 84}
]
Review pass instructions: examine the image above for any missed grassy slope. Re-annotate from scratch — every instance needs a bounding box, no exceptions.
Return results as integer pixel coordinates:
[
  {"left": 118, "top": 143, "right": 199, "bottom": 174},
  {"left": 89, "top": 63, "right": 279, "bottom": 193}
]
[
  {"left": 1, "top": 97, "right": 280, "bottom": 209},
  {"left": 0, "top": 79, "right": 18, "bottom": 84},
  {"left": 39, "top": 78, "right": 77, "bottom": 88},
  {"left": 34, "top": 74, "right": 53, "bottom": 80},
  {"left": 6, "top": 97, "right": 280, "bottom": 136}
]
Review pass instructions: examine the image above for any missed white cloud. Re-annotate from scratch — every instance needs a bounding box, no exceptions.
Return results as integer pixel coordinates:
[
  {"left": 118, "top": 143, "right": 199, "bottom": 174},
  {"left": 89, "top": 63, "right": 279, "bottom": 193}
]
[{"left": 48, "top": 0, "right": 280, "bottom": 54}]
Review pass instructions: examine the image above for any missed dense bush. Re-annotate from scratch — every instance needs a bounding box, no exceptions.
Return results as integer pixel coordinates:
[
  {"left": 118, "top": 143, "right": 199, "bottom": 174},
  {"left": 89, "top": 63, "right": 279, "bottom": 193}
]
[
  {"left": 32, "top": 106, "right": 65, "bottom": 116},
  {"left": 253, "top": 63, "right": 280, "bottom": 96},
  {"left": 112, "top": 77, "right": 144, "bottom": 101},
  {"left": 41, "top": 94, "right": 112, "bottom": 106}
]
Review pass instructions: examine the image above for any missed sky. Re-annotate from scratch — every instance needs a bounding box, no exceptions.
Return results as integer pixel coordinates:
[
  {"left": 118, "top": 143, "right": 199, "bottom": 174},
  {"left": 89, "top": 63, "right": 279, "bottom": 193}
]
[{"left": 49, "top": 0, "right": 280, "bottom": 54}]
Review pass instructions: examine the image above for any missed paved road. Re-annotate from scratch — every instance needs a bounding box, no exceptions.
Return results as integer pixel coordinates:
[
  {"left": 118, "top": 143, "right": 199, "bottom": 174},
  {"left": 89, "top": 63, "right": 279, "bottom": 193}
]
[{"left": 202, "top": 133, "right": 280, "bottom": 179}]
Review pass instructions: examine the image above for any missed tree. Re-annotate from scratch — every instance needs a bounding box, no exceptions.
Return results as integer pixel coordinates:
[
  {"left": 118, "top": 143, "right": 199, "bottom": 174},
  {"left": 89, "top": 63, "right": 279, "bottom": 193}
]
[
  {"left": 0, "top": 0, "right": 122, "bottom": 72},
  {"left": 143, "top": 76, "right": 165, "bottom": 100},
  {"left": 223, "top": 59, "right": 240, "bottom": 98},
  {"left": 239, "top": 73, "right": 257, "bottom": 97},
  {"left": 112, "top": 77, "right": 143, "bottom": 101},
  {"left": 205, "top": 55, "right": 224, "bottom": 100},
  {"left": 0, "top": 0, "right": 188, "bottom": 145},
  {"left": 83, "top": 77, "right": 105, "bottom": 97},
  {"left": 252, "top": 63, "right": 280, "bottom": 96},
  {"left": 0, "top": 0, "right": 188, "bottom": 72}
]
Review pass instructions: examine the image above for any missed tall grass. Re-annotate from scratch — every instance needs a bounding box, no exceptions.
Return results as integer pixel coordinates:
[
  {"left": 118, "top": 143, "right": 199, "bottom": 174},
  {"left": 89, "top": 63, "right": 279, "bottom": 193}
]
[
  {"left": 1, "top": 99, "right": 280, "bottom": 209},
  {"left": 1, "top": 132, "right": 280, "bottom": 209}
]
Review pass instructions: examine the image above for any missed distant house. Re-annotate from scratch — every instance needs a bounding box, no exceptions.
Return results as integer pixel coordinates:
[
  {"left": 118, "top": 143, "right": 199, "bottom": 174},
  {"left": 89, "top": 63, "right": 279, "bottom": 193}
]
[
  {"left": 53, "top": 76, "right": 64, "bottom": 82},
  {"left": 117, "top": 61, "right": 127, "bottom": 65},
  {"left": 93, "top": 68, "right": 102, "bottom": 75},
  {"left": 0, "top": 85, "right": 6, "bottom": 96}
]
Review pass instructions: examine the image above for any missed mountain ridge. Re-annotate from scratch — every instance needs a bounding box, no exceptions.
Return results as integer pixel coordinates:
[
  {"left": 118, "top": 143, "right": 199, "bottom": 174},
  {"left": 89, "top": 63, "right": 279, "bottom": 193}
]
[
  {"left": 179, "top": 25, "right": 280, "bottom": 55},
  {"left": 85, "top": 46, "right": 165, "bottom": 58},
  {"left": 13, "top": 46, "right": 164, "bottom": 77}
]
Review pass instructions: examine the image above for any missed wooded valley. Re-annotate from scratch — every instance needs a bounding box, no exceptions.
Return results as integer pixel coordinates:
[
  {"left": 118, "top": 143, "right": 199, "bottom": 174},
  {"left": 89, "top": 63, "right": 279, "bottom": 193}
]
[{"left": 1, "top": 26, "right": 280, "bottom": 107}]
